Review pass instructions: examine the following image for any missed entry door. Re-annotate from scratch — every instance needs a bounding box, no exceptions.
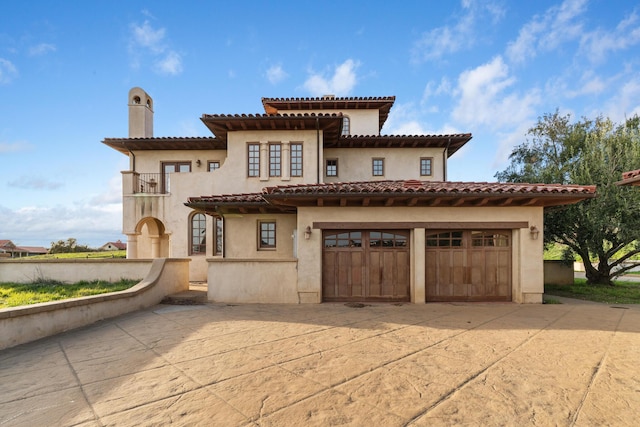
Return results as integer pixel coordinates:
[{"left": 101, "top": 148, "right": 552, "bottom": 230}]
[
  {"left": 426, "top": 230, "right": 511, "bottom": 302},
  {"left": 323, "top": 230, "right": 410, "bottom": 302}
]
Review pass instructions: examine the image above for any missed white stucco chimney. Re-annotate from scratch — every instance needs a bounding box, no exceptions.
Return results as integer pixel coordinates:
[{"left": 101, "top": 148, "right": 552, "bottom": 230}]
[{"left": 128, "top": 87, "right": 154, "bottom": 138}]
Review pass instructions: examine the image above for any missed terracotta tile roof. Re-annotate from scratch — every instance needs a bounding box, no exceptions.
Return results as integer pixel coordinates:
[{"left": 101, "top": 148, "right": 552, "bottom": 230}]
[
  {"left": 102, "top": 137, "right": 223, "bottom": 155},
  {"left": 618, "top": 169, "right": 640, "bottom": 186},
  {"left": 330, "top": 134, "right": 472, "bottom": 156},
  {"left": 262, "top": 180, "right": 596, "bottom": 196},
  {"left": 200, "top": 113, "right": 343, "bottom": 142},
  {"left": 261, "top": 96, "right": 395, "bottom": 130},
  {"left": 186, "top": 180, "right": 596, "bottom": 212}
]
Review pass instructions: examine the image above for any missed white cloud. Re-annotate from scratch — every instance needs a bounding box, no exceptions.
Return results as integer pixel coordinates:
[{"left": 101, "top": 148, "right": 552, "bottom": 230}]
[
  {"left": 411, "top": 0, "right": 506, "bottom": 63},
  {"left": 129, "top": 19, "right": 183, "bottom": 75},
  {"left": 452, "top": 56, "right": 540, "bottom": 129},
  {"left": 266, "top": 64, "right": 288, "bottom": 85},
  {"left": 28, "top": 43, "right": 56, "bottom": 56},
  {"left": 0, "top": 58, "right": 18, "bottom": 84},
  {"left": 8, "top": 176, "right": 63, "bottom": 190},
  {"left": 601, "top": 77, "right": 640, "bottom": 122},
  {"left": 506, "top": 0, "right": 587, "bottom": 63},
  {"left": 303, "top": 59, "right": 360, "bottom": 96},
  {"left": 580, "top": 11, "right": 640, "bottom": 62},
  {"left": 155, "top": 51, "right": 183, "bottom": 75}
]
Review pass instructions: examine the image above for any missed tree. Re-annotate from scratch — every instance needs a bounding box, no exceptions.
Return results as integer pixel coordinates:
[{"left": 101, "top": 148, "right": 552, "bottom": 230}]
[
  {"left": 496, "top": 113, "right": 640, "bottom": 285},
  {"left": 49, "top": 238, "right": 93, "bottom": 254}
]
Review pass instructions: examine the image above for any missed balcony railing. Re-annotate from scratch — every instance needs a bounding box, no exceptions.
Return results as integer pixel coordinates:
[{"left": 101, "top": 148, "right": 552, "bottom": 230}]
[{"left": 134, "top": 173, "right": 165, "bottom": 194}]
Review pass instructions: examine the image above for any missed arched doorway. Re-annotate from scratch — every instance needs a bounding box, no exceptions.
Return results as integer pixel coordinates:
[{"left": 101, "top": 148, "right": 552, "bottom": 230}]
[{"left": 129, "top": 217, "right": 170, "bottom": 258}]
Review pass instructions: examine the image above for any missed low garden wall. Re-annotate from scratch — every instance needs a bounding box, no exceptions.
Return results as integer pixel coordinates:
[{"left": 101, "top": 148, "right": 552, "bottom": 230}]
[
  {"left": 208, "top": 258, "right": 298, "bottom": 303},
  {"left": 0, "top": 258, "right": 190, "bottom": 350},
  {"left": 544, "top": 260, "right": 574, "bottom": 285},
  {"left": 0, "top": 258, "right": 153, "bottom": 284}
]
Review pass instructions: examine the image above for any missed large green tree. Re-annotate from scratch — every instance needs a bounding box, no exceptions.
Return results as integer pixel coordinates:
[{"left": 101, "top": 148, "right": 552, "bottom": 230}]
[{"left": 496, "top": 112, "right": 640, "bottom": 285}]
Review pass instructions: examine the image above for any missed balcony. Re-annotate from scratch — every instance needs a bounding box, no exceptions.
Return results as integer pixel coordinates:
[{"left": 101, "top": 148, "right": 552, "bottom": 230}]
[{"left": 133, "top": 173, "right": 165, "bottom": 194}]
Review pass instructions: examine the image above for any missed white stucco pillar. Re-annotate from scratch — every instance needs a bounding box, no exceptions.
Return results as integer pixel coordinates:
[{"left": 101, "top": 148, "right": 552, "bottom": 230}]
[
  {"left": 413, "top": 228, "right": 426, "bottom": 304},
  {"left": 282, "top": 141, "right": 290, "bottom": 181},
  {"left": 126, "top": 234, "right": 138, "bottom": 259},
  {"left": 259, "top": 140, "right": 269, "bottom": 181}
]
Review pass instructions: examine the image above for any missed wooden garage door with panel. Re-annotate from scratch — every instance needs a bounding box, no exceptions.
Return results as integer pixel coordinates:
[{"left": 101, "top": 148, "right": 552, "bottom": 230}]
[
  {"left": 426, "top": 230, "right": 511, "bottom": 302},
  {"left": 323, "top": 230, "right": 410, "bottom": 302}
]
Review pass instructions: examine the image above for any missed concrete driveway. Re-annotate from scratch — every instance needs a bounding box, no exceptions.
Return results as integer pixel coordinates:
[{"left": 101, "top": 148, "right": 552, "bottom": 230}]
[{"left": 1, "top": 299, "right": 639, "bottom": 426}]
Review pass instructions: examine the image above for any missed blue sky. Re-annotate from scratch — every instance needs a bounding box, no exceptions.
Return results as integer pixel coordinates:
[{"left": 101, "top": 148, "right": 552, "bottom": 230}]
[{"left": 1, "top": 0, "right": 639, "bottom": 248}]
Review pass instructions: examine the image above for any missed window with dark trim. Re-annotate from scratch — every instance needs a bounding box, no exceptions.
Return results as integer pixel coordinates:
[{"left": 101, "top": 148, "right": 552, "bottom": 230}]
[
  {"left": 290, "top": 143, "right": 303, "bottom": 177},
  {"left": 372, "top": 158, "right": 384, "bottom": 176},
  {"left": 208, "top": 161, "right": 220, "bottom": 171},
  {"left": 326, "top": 159, "right": 338, "bottom": 177},
  {"left": 214, "top": 216, "right": 223, "bottom": 255},
  {"left": 269, "top": 144, "right": 281, "bottom": 177},
  {"left": 248, "top": 144, "right": 260, "bottom": 177},
  {"left": 162, "top": 161, "right": 191, "bottom": 193},
  {"left": 420, "top": 157, "right": 433, "bottom": 176},
  {"left": 190, "top": 213, "right": 206, "bottom": 255},
  {"left": 259, "top": 221, "right": 276, "bottom": 249},
  {"left": 341, "top": 116, "right": 350, "bottom": 136}
]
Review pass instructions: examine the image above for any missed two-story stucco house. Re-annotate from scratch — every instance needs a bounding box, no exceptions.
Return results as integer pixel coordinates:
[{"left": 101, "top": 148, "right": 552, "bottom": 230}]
[{"left": 103, "top": 87, "right": 595, "bottom": 304}]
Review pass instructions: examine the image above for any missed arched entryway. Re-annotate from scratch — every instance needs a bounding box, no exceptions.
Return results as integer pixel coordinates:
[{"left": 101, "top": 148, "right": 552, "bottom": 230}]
[{"left": 127, "top": 217, "right": 170, "bottom": 259}]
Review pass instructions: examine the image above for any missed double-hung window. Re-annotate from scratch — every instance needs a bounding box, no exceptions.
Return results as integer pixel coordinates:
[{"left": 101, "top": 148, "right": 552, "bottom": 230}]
[
  {"left": 326, "top": 159, "right": 338, "bottom": 177},
  {"left": 248, "top": 144, "right": 260, "bottom": 177},
  {"left": 269, "top": 144, "right": 281, "bottom": 177},
  {"left": 420, "top": 157, "right": 433, "bottom": 176},
  {"left": 258, "top": 221, "right": 276, "bottom": 249},
  {"left": 372, "top": 158, "right": 384, "bottom": 176},
  {"left": 290, "top": 143, "right": 303, "bottom": 177}
]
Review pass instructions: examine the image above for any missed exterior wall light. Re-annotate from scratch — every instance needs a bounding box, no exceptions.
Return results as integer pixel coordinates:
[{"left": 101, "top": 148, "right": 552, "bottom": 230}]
[
  {"left": 196, "top": 159, "right": 201, "bottom": 167},
  {"left": 304, "top": 226, "right": 312, "bottom": 240},
  {"left": 529, "top": 225, "right": 540, "bottom": 240}
]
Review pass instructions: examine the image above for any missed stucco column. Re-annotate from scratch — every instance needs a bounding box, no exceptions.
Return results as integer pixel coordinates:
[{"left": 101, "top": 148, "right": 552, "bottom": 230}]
[
  {"left": 126, "top": 234, "right": 138, "bottom": 259},
  {"left": 413, "top": 228, "right": 426, "bottom": 304},
  {"left": 151, "top": 236, "right": 160, "bottom": 258},
  {"left": 259, "top": 140, "right": 269, "bottom": 181},
  {"left": 282, "top": 141, "right": 290, "bottom": 181}
]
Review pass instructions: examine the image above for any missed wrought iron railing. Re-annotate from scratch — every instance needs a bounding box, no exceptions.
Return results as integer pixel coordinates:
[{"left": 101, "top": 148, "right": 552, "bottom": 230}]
[{"left": 134, "top": 173, "right": 165, "bottom": 194}]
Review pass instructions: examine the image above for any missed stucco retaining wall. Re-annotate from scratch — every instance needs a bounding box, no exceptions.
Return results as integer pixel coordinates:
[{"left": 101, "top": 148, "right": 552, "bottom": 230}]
[
  {"left": 0, "top": 258, "right": 153, "bottom": 284},
  {"left": 544, "top": 260, "right": 574, "bottom": 285},
  {"left": 208, "top": 258, "right": 299, "bottom": 303},
  {"left": 0, "top": 258, "right": 190, "bottom": 350}
]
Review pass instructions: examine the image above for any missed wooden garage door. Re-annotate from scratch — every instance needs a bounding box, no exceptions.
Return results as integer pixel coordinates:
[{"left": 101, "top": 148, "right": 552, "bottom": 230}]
[
  {"left": 323, "top": 230, "right": 410, "bottom": 302},
  {"left": 426, "top": 230, "right": 511, "bottom": 302}
]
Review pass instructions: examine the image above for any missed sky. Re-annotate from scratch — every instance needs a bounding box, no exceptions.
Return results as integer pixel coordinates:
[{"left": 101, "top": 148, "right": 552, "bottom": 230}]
[{"left": 1, "top": 0, "right": 639, "bottom": 248}]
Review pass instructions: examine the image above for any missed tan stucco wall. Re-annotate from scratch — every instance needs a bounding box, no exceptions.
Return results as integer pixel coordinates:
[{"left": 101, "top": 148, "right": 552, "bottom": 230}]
[
  {"left": 222, "top": 213, "right": 297, "bottom": 259},
  {"left": 323, "top": 147, "right": 446, "bottom": 182},
  {"left": 544, "top": 260, "right": 574, "bottom": 285},
  {"left": 0, "top": 258, "right": 190, "bottom": 350},
  {"left": 0, "top": 259, "right": 150, "bottom": 283},
  {"left": 207, "top": 259, "right": 298, "bottom": 303},
  {"left": 295, "top": 206, "right": 544, "bottom": 304},
  {"left": 284, "top": 108, "right": 380, "bottom": 135}
]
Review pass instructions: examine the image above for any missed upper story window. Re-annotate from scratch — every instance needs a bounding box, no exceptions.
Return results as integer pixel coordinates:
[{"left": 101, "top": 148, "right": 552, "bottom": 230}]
[
  {"left": 258, "top": 220, "right": 276, "bottom": 250},
  {"left": 290, "top": 143, "right": 303, "bottom": 177},
  {"left": 420, "top": 158, "right": 433, "bottom": 176},
  {"left": 248, "top": 143, "right": 260, "bottom": 177},
  {"left": 269, "top": 143, "right": 281, "bottom": 177},
  {"left": 190, "top": 213, "right": 206, "bottom": 255},
  {"left": 326, "top": 159, "right": 338, "bottom": 177},
  {"left": 208, "top": 161, "right": 220, "bottom": 171},
  {"left": 162, "top": 161, "right": 191, "bottom": 193},
  {"left": 372, "top": 158, "right": 384, "bottom": 176},
  {"left": 341, "top": 117, "right": 350, "bottom": 136}
]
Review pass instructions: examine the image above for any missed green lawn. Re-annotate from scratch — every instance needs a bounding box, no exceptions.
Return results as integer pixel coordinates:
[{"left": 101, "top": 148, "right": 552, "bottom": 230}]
[
  {"left": 545, "top": 279, "right": 640, "bottom": 304},
  {"left": 0, "top": 279, "right": 139, "bottom": 309},
  {"left": 27, "top": 250, "right": 126, "bottom": 260}
]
